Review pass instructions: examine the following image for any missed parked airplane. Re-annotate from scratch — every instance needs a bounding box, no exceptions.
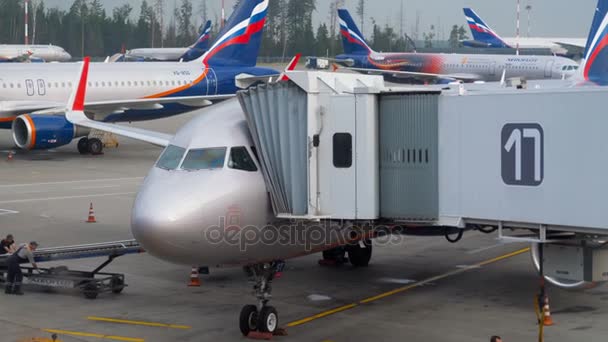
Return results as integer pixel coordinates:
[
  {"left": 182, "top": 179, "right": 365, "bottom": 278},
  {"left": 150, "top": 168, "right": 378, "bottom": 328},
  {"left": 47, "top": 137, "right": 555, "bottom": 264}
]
[
  {"left": 463, "top": 8, "right": 586, "bottom": 55},
  {"left": 335, "top": 9, "right": 579, "bottom": 84},
  {"left": 125, "top": 21, "right": 212, "bottom": 62},
  {"left": 0, "top": 0, "right": 277, "bottom": 155},
  {"left": 0, "top": 44, "right": 71, "bottom": 62},
  {"left": 61, "top": 0, "right": 608, "bottom": 336}
]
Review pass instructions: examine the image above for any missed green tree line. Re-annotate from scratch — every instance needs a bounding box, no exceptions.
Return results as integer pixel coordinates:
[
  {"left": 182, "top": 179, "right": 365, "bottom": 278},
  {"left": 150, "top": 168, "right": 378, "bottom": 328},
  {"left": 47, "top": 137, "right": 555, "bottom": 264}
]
[{"left": 0, "top": 0, "right": 468, "bottom": 58}]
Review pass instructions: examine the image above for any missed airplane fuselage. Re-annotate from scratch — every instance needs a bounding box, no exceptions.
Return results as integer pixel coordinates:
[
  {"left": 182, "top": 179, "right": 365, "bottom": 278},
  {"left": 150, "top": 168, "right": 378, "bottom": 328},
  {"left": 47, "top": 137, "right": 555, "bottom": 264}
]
[
  {"left": 337, "top": 52, "right": 578, "bottom": 83},
  {"left": 126, "top": 48, "right": 192, "bottom": 61},
  {"left": 0, "top": 62, "right": 278, "bottom": 127},
  {"left": 0, "top": 44, "right": 71, "bottom": 62}
]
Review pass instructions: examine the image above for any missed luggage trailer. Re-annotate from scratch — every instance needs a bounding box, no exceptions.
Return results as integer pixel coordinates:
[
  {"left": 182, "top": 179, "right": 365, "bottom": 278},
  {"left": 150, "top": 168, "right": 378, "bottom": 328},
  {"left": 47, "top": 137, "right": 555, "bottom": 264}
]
[
  {"left": 0, "top": 240, "right": 143, "bottom": 299},
  {"left": 238, "top": 71, "right": 608, "bottom": 290}
]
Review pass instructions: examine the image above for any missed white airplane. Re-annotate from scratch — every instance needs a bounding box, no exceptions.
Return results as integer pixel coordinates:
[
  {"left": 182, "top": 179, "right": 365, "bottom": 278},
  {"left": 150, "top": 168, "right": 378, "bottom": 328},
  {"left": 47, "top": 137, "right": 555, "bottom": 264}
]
[
  {"left": 0, "top": 0, "right": 278, "bottom": 155},
  {"left": 0, "top": 44, "right": 71, "bottom": 62},
  {"left": 463, "top": 8, "right": 586, "bottom": 55},
  {"left": 125, "top": 21, "right": 212, "bottom": 62}
]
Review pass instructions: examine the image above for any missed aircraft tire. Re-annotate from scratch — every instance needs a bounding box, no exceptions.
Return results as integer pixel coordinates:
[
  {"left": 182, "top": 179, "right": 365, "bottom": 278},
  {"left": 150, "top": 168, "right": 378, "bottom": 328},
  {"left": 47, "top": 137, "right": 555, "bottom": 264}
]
[
  {"left": 87, "top": 138, "right": 103, "bottom": 155},
  {"left": 239, "top": 305, "right": 258, "bottom": 336},
  {"left": 256, "top": 306, "right": 278, "bottom": 333},
  {"left": 77, "top": 138, "right": 89, "bottom": 154},
  {"left": 348, "top": 240, "right": 372, "bottom": 267}
]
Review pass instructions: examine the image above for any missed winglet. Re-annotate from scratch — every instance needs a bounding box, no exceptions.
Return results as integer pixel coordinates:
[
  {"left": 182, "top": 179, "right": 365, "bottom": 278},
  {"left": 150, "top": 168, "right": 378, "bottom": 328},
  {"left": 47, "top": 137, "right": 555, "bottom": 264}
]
[
  {"left": 280, "top": 53, "right": 301, "bottom": 81},
  {"left": 67, "top": 57, "right": 90, "bottom": 112}
]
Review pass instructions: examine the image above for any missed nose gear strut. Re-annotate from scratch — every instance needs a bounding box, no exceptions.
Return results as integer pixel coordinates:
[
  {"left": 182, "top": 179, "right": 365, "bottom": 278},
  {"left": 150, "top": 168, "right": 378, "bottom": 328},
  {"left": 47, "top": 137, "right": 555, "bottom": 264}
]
[{"left": 239, "top": 260, "right": 285, "bottom": 336}]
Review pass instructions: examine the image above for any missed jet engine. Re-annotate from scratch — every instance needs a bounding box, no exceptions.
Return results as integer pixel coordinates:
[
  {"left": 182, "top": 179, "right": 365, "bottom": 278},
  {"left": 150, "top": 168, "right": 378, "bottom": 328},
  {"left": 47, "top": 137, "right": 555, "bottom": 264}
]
[{"left": 12, "top": 114, "right": 89, "bottom": 150}]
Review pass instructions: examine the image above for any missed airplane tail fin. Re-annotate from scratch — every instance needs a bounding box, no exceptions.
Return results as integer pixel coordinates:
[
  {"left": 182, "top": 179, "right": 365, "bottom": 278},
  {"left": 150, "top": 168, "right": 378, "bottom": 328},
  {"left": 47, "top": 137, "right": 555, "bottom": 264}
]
[
  {"left": 463, "top": 8, "right": 510, "bottom": 48},
  {"left": 580, "top": 0, "right": 608, "bottom": 83},
  {"left": 191, "top": 20, "right": 212, "bottom": 51},
  {"left": 195, "top": 0, "right": 268, "bottom": 67},
  {"left": 337, "top": 9, "right": 373, "bottom": 55}
]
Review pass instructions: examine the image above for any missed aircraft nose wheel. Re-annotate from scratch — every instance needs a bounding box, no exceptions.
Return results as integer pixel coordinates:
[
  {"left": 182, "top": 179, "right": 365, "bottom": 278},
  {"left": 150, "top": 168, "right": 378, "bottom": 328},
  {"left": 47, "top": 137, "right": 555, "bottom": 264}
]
[
  {"left": 239, "top": 305, "right": 258, "bottom": 336},
  {"left": 239, "top": 261, "right": 285, "bottom": 336},
  {"left": 257, "top": 306, "right": 278, "bottom": 333}
]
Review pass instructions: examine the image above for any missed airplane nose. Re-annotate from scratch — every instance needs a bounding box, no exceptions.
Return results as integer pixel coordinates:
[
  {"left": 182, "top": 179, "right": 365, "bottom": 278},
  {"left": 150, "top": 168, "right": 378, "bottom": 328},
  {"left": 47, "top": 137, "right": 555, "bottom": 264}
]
[
  {"left": 131, "top": 169, "right": 199, "bottom": 264},
  {"left": 131, "top": 167, "right": 245, "bottom": 265}
]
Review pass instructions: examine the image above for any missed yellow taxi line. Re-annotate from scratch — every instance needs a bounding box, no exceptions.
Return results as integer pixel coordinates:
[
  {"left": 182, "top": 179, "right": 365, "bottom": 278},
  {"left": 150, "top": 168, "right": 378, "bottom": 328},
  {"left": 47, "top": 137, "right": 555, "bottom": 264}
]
[
  {"left": 87, "top": 316, "right": 191, "bottom": 330},
  {"left": 287, "top": 247, "right": 531, "bottom": 327},
  {"left": 44, "top": 329, "right": 144, "bottom": 342}
]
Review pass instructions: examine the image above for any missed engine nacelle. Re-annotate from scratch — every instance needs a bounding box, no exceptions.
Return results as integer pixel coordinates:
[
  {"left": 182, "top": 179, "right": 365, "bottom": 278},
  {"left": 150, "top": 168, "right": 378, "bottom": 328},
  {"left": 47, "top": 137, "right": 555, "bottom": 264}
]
[{"left": 12, "top": 114, "right": 89, "bottom": 150}]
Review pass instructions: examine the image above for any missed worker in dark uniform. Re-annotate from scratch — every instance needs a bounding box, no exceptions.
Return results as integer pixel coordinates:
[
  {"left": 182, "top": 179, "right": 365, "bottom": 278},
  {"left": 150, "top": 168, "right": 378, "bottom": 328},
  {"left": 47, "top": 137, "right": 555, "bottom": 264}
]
[
  {"left": 5, "top": 241, "right": 39, "bottom": 295},
  {"left": 0, "top": 234, "right": 15, "bottom": 255}
]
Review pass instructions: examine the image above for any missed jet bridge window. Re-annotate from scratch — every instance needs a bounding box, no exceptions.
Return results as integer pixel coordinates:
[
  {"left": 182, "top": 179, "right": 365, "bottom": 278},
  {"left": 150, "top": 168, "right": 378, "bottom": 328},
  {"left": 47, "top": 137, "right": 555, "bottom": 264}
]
[
  {"left": 181, "top": 147, "right": 227, "bottom": 171},
  {"left": 333, "top": 133, "right": 353, "bottom": 168},
  {"left": 228, "top": 147, "right": 258, "bottom": 172},
  {"left": 156, "top": 145, "right": 186, "bottom": 171}
]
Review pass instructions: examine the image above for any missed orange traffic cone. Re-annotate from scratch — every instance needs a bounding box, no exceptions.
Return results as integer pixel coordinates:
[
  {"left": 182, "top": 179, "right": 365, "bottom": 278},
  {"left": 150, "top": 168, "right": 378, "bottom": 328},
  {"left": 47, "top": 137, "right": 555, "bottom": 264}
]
[
  {"left": 188, "top": 267, "right": 201, "bottom": 287},
  {"left": 86, "top": 203, "right": 96, "bottom": 223},
  {"left": 542, "top": 296, "right": 554, "bottom": 326}
]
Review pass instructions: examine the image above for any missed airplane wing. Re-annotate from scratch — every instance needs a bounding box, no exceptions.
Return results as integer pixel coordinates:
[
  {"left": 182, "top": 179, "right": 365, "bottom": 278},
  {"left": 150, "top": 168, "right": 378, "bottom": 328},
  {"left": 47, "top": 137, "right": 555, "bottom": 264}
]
[
  {"left": 0, "top": 94, "right": 234, "bottom": 117},
  {"left": 554, "top": 42, "right": 585, "bottom": 55},
  {"left": 64, "top": 57, "right": 173, "bottom": 147},
  {"left": 339, "top": 66, "right": 481, "bottom": 83}
]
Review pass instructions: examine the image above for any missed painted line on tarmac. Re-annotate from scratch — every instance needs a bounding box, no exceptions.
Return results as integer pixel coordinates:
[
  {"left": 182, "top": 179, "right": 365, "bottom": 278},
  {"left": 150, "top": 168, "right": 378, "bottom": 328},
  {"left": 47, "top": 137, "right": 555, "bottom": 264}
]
[
  {"left": 75, "top": 185, "right": 123, "bottom": 190},
  {"left": 0, "top": 209, "right": 19, "bottom": 216},
  {"left": 87, "top": 316, "right": 192, "bottom": 330},
  {"left": 0, "top": 192, "right": 136, "bottom": 204},
  {"left": 286, "top": 247, "right": 530, "bottom": 328},
  {"left": 0, "top": 177, "right": 143, "bottom": 188},
  {"left": 44, "top": 329, "right": 144, "bottom": 342}
]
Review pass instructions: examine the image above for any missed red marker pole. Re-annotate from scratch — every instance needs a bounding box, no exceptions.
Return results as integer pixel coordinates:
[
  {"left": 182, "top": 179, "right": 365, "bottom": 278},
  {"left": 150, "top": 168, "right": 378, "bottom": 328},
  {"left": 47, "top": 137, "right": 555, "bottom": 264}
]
[
  {"left": 24, "top": 0, "right": 29, "bottom": 45},
  {"left": 221, "top": 0, "right": 225, "bottom": 28}
]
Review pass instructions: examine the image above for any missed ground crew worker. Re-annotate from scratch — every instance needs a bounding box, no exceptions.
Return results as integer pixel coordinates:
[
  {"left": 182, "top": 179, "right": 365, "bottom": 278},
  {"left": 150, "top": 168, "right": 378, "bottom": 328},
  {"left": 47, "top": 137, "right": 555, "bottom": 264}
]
[
  {"left": 5, "top": 241, "right": 39, "bottom": 295},
  {"left": 490, "top": 336, "right": 503, "bottom": 342},
  {"left": 0, "top": 234, "right": 15, "bottom": 254}
]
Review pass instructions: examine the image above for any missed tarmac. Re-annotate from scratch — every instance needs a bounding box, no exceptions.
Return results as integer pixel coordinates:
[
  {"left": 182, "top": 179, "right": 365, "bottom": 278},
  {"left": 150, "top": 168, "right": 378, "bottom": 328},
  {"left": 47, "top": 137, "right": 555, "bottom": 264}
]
[{"left": 1, "top": 108, "right": 607, "bottom": 342}]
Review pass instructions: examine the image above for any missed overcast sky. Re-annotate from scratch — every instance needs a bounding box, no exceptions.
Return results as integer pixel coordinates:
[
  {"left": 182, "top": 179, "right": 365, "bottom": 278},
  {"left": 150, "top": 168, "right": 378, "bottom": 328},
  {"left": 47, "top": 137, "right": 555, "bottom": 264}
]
[{"left": 42, "top": 0, "right": 596, "bottom": 38}]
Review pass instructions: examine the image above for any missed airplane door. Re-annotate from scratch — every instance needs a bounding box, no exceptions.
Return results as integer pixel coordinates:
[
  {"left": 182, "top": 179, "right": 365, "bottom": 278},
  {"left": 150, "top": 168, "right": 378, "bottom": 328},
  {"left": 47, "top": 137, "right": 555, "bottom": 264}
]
[
  {"left": 25, "top": 79, "right": 35, "bottom": 96},
  {"left": 206, "top": 68, "right": 218, "bottom": 95},
  {"left": 544, "top": 60, "right": 554, "bottom": 78},
  {"left": 490, "top": 62, "right": 497, "bottom": 76}
]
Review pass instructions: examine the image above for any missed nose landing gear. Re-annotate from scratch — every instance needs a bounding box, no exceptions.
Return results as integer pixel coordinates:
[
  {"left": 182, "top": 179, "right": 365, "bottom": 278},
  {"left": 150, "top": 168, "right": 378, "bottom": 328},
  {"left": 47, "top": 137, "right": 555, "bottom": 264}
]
[{"left": 239, "top": 261, "right": 285, "bottom": 336}]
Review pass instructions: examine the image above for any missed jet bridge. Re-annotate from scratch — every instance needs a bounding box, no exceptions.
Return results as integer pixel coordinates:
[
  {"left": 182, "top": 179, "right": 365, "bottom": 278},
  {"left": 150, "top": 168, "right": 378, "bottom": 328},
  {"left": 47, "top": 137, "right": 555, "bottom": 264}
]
[{"left": 238, "top": 71, "right": 608, "bottom": 287}]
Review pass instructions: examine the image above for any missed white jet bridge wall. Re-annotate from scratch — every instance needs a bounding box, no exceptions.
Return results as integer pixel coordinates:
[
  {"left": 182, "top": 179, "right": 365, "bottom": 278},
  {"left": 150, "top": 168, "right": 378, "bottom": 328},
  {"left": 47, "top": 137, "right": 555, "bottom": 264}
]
[{"left": 437, "top": 88, "right": 608, "bottom": 232}]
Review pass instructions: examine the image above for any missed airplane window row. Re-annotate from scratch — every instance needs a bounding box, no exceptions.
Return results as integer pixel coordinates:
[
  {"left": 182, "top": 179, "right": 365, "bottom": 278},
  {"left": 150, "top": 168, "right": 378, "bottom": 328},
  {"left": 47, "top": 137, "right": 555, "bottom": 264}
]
[{"left": 1, "top": 79, "right": 195, "bottom": 90}]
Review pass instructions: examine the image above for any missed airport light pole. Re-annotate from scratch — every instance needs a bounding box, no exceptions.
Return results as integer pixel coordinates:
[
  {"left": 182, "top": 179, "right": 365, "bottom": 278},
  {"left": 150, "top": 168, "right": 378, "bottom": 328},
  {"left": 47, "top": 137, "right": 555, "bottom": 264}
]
[
  {"left": 24, "top": 0, "right": 29, "bottom": 45},
  {"left": 526, "top": 4, "right": 532, "bottom": 37},
  {"left": 516, "top": 0, "right": 521, "bottom": 55},
  {"left": 221, "top": 0, "right": 226, "bottom": 28}
]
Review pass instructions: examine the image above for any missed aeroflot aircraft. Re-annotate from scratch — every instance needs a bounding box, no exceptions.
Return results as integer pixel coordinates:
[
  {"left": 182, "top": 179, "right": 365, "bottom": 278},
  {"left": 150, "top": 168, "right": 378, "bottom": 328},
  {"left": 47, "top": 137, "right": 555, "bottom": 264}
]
[
  {"left": 62, "top": 0, "right": 608, "bottom": 336},
  {"left": 335, "top": 9, "right": 579, "bottom": 84},
  {"left": 0, "top": 44, "right": 71, "bottom": 62},
  {"left": 463, "top": 8, "right": 586, "bottom": 55},
  {"left": 125, "top": 21, "right": 212, "bottom": 62},
  {"left": 55, "top": 0, "right": 608, "bottom": 335},
  {"left": 0, "top": 0, "right": 276, "bottom": 154}
]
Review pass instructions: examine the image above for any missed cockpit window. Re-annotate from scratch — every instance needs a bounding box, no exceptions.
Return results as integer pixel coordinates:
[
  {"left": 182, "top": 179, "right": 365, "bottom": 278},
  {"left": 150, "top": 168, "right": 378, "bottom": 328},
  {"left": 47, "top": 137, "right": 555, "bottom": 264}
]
[
  {"left": 228, "top": 147, "right": 258, "bottom": 172},
  {"left": 182, "top": 147, "right": 227, "bottom": 171},
  {"left": 156, "top": 145, "right": 186, "bottom": 170}
]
